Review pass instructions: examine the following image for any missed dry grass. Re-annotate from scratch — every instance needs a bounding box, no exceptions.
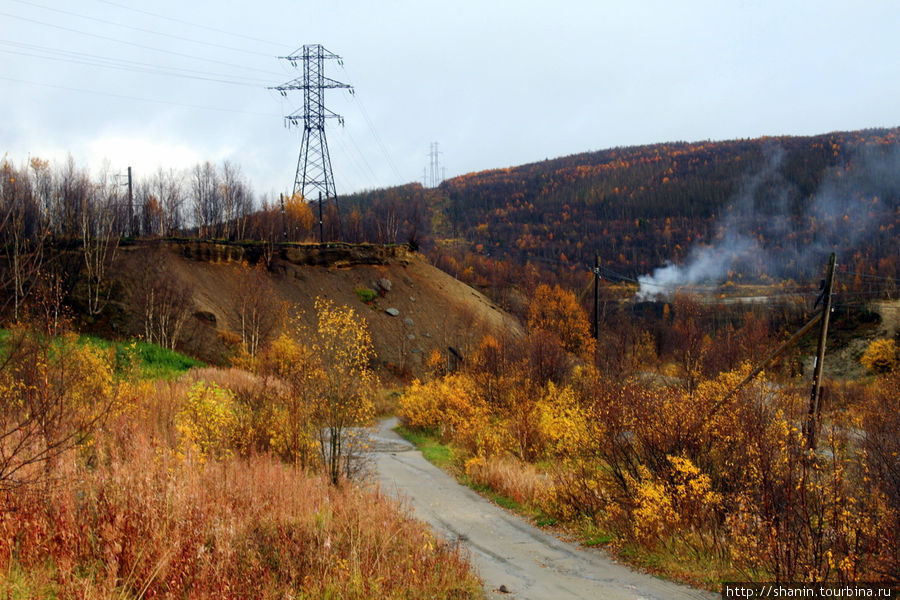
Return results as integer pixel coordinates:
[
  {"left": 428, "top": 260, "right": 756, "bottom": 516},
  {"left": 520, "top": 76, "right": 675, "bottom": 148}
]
[
  {"left": 465, "top": 455, "right": 548, "bottom": 507},
  {"left": 0, "top": 367, "right": 481, "bottom": 599}
]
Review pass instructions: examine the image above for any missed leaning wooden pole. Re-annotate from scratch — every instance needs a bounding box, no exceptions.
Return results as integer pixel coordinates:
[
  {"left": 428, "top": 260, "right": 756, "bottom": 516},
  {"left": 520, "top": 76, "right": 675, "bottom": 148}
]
[
  {"left": 705, "top": 310, "right": 823, "bottom": 422},
  {"left": 805, "top": 252, "right": 836, "bottom": 451},
  {"left": 592, "top": 253, "right": 601, "bottom": 340}
]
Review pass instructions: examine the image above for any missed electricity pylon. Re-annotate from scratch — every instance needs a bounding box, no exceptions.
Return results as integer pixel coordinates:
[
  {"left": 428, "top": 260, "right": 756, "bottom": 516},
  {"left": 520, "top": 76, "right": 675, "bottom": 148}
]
[{"left": 270, "top": 44, "right": 352, "bottom": 207}]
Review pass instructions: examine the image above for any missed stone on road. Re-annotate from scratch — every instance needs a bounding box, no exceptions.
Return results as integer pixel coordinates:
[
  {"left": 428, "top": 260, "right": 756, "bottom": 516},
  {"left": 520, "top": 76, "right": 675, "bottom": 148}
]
[{"left": 373, "top": 418, "right": 714, "bottom": 600}]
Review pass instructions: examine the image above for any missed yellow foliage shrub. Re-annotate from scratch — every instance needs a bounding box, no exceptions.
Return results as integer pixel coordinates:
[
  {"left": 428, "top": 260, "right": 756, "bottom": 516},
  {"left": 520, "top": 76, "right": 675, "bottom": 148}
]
[
  {"left": 399, "top": 374, "right": 502, "bottom": 455},
  {"left": 631, "top": 456, "right": 721, "bottom": 547},
  {"left": 860, "top": 338, "right": 898, "bottom": 374},
  {"left": 176, "top": 381, "right": 238, "bottom": 462},
  {"left": 631, "top": 466, "right": 677, "bottom": 545},
  {"left": 542, "top": 457, "right": 613, "bottom": 525},
  {"left": 536, "top": 382, "right": 587, "bottom": 457},
  {"left": 0, "top": 327, "right": 118, "bottom": 490}
]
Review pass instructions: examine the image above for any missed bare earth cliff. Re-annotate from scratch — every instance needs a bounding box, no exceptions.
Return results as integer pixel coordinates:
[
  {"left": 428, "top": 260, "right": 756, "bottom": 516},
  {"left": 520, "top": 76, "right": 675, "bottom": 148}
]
[{"left": 112, "top": 240, "right": 522, "bottom": 373}]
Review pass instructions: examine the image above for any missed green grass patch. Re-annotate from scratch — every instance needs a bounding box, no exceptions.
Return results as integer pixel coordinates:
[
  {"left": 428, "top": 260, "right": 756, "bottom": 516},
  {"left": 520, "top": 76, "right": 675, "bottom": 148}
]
[
  {"left": 130, "top": 341, "right": 204, "bottom": 379},
  {"left": 78, "top": 335, "right": 204, "bottom": 379},
  {"left": 2, "top": 329, "right": 203, "bottom": 381},
  {"left": 393, "top": 425, "right": 457, "bottom": 470},
  {"left": 534, "top": 513, "right": 558, "bottom": 528},
  {"left": 611, "top": 536, "right": 736, "bottom": 590},
  {"left": 584, "top": 533, "right": 614, "bottom": 547},
  {"left": 1, "top": 561, "right": 60, "bottom": 599},
  {"left": 463, "top": 479, "right": 524, "bottom": 512}
]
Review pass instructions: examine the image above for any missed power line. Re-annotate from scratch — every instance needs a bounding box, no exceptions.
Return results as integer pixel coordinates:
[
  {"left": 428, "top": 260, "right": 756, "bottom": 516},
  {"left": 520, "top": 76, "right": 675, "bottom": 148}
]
[
  {"left": 331, "top": 132, "right": 377, "bottom": 191},
  {"left": 95, "top": 0, "right": 284, "bottom": 49},
  {"left": 0, "top": 10, "right": 283, "bottom": 77},
  {"left": 0, "top": 39, "right": 271, "bottom": 85},
  {"left": 334, "top": 127, "right": 382, "bottom": 188},
  {"left": 835, "top": 289, "right": 900, "bottom": 298},
  {"left": 838, "top": 268, "right": 900, "bottom": 284},
  {"left": 0, "top": 75, "right": 280, "bottom": 117},
  {"left": 0, "top": 45, "right": 265, "bottom": 88},
  {"left": 11, "top": 0, "right": 274, "bottom": 57},
  {"left": 339, "top": 65, "right": 403, "bottom": 183}
]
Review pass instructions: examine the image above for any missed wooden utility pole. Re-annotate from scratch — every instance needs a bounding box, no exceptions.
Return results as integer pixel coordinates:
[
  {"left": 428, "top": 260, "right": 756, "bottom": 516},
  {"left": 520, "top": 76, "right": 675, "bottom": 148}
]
[
  {"left": 711, "top": 311, "right": 823, "bottom": 414},
  {"left": 127, "top": 166, "right": 134, "bottom": 237},
  {"left": 279, "top": 193, "right": 286, "bottom": 239},
  {"left": 805, "top": 252, "right": 836, "bottom": 451},
  {"left": 592, "top": 253, "right": 601, "bottom": 339},
  {"left": 318, "top": 192, "right": 324, "bottom": 244}
]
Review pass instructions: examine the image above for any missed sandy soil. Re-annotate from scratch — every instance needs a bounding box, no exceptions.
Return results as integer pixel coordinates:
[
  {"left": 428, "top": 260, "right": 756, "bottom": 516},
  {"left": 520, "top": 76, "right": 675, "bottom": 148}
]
[
  {"left": 372, "top": 418, "right": 715, "bottom": 600},
  {"left": 114, "top": 242, "right": 522, "bottom": 373}
]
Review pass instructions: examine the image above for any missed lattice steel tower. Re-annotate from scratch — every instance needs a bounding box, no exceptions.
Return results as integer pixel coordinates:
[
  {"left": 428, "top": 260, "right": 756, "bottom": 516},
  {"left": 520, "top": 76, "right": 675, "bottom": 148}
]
[{"left": 270, "top": 44, "right": 352, "bottom": 202}]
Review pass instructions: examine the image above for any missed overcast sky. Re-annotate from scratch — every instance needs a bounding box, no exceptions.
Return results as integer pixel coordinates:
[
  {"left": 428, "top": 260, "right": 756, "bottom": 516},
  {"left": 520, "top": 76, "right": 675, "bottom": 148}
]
[{"left": 2, "top": 0, "right": 898, "bottom": 198}]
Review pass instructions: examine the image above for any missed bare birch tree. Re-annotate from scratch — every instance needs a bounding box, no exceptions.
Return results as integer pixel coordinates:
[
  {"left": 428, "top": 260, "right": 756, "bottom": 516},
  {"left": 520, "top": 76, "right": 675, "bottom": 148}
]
[
  {"left": 80, "top": 165, "right": 120, "bottom": 315},
  {"left": 234, "top": 262, "right": 282, "bottom": 355},
  {"left": 135, "top": 254, "right": 194, "bottom": 350},
  {"left": 0, "top": 159, "right": 45, "bottom": 321}
]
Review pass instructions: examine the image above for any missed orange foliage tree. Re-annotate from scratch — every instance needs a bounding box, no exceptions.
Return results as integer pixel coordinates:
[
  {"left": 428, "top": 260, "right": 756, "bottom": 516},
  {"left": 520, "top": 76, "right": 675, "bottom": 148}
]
[
  {"left": 283, "top": 192, "right": 315, "bottom": 242},
  {"left": 527, "top": 283, "right": 594, "bottom": 358}
]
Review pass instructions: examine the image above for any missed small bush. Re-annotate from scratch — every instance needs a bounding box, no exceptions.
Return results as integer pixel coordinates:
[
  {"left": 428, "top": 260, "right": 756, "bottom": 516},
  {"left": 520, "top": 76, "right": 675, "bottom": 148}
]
[
  {"left": 861, "top": 338, "right": 898, "bottom": 374},
  {"left": 176, "top": 381, "right": 238, "bottom": 461},
  {"left": 355, "top": 286, "right": 377, "bottom": 304}
]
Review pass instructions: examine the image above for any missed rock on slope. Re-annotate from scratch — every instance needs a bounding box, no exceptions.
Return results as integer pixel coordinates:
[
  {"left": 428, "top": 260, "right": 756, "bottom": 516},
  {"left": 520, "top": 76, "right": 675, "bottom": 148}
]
[{"left": 112, "top": 240, "right": 522, "bottom": 373}]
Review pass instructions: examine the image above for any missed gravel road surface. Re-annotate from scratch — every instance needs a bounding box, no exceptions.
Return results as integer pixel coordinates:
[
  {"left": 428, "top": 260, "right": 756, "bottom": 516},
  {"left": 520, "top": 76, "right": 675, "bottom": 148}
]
[{"left": 372, "top": 418, "right": 716, "bottom": 600}]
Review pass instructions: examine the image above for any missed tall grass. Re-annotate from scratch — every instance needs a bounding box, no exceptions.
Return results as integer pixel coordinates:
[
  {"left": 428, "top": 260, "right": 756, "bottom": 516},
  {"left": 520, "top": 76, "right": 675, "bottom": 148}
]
[
  {"left": 464, "top": 455, "right": 548, "bottom": 508},
  {"left": 0, "top": 366, "right": 481, "bottom": 599}
]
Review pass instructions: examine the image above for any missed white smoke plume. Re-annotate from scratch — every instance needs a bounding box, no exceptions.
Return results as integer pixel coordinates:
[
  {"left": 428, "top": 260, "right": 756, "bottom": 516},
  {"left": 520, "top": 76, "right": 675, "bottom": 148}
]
[
  {"left": 636, "top": 141, "right": 900, "bottom": 300},
  {"left": 636, "top": 236, "right": 759, "bottom": 300}
]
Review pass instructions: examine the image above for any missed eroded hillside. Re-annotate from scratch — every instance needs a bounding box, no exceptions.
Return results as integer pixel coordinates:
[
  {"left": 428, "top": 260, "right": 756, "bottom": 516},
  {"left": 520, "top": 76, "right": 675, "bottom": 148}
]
[{"left": 112, "top": 240, "right": 522, "bottom": 373}]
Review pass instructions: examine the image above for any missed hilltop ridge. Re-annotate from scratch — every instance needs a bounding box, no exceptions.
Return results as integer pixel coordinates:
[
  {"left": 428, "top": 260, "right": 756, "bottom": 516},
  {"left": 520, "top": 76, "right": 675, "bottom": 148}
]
[{"left": 341, "top": 127, "right": 900, "bottom": 300}]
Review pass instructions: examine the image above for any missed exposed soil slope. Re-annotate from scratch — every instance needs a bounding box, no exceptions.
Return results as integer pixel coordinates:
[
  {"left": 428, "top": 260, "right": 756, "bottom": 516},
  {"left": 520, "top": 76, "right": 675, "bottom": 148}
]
[{"left": 112, "top": 240, "right": 522, "bottom": 373}]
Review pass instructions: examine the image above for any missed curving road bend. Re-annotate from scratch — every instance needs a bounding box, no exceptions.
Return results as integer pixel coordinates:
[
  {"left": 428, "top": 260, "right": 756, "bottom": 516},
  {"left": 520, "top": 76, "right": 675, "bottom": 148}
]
[{"left": 371, "top": 418, "right": 715, "bottom": 600}]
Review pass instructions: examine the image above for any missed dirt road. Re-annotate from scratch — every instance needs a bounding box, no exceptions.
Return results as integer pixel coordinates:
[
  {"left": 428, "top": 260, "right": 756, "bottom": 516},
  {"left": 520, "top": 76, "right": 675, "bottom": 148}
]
[{"left": 372, "top": 418, "right": 715, "bottom": 600}]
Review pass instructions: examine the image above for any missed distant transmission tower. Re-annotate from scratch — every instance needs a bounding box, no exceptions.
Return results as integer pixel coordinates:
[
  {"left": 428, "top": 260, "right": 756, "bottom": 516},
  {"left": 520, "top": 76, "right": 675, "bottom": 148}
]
[
  {"left": 426, "top": 142, "right": 443, "bottom": 188},
  {"left": 270, "top": 44, "right": 353, "bottom": 208}
]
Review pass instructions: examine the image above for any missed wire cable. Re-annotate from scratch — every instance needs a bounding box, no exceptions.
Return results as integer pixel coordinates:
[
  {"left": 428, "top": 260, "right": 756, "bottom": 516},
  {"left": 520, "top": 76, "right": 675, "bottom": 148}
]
[
  {"left": 0, "top": 10, "right": 283, "bottom": 76},
  {"left": 11, "top": 0, "right": 274, "bottom": 57},
  {"left": 339, "top": 65, "right": 404, "bottom": 183},
  {"left": 330, "top": 133, "right": 375, "bottom": 192},
  {"left": 0, "top": 46, "right": 265, "bottom": 88},
  {"left": 95, "top": 0, "right": 283, "bottom": 49},
  {"left": 0, "top": 75, "right": 280, "bottom": 117},
  {"left": 0, "top": 39, "right": 271, "bottom": 85},
  {"left": 340, "top": 127, "right": 382, "bottom": 186},
  {"left": 838, "top": 268, "right": 900, "bottom": 284}
]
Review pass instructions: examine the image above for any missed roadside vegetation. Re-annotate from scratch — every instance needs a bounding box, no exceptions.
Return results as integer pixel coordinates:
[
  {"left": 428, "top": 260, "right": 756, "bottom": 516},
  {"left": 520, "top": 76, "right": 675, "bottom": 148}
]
[
  {"left": 0, "top": 311, "right": 480, "bottom": 599},
  {"left": 398, "top": 288, "right": 900, "bottom": 589}
]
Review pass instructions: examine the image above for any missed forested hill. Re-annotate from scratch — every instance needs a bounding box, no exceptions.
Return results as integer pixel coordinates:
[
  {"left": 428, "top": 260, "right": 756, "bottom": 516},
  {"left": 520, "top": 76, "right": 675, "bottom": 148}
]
[{"left": 343, "top": 127, "right": 900, "bottom": 297}]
